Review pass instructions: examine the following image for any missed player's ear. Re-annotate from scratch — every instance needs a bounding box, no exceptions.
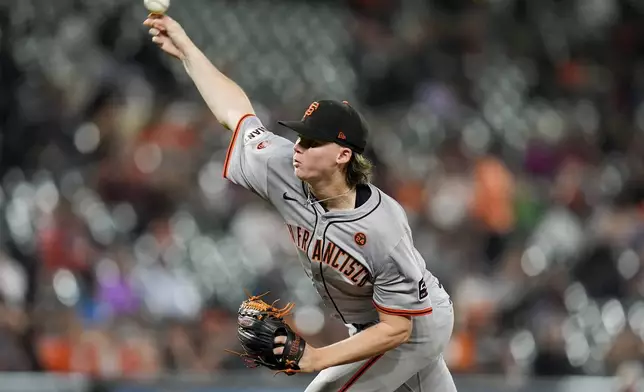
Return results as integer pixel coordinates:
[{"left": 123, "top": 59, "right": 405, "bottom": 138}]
[{"left": 336, "top": 147, "right": 352, "bottom": 165}]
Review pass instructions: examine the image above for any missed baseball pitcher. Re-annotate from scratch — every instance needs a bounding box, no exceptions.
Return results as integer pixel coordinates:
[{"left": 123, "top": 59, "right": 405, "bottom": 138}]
[{"left": 145, "top": 14, "right": 457, "bottom": 392}]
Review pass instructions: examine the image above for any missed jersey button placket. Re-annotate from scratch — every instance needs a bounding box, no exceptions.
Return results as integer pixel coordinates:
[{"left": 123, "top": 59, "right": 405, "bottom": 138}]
[
  {"left": 313, "top": 217, "right": 326, "bottom": 299},
  {"left": 315, "top": 216, "right": 326, "bottom": 237},
  {"left": 313, "top": 222, "right": 325, "bottom": 281}
]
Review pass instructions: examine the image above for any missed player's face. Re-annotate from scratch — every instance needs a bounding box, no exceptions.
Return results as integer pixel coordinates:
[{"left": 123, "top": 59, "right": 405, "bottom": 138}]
[{"left": 293, "top": 135, "right": 349, "bottom": 182}]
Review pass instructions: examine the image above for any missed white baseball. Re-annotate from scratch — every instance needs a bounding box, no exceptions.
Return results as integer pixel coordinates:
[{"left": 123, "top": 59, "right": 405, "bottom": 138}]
[{"left": 144, "top": 0, "right": 170, "bottom": 14}]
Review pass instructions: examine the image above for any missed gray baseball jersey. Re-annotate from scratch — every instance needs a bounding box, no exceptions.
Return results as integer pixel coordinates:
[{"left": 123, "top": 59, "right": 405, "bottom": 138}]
[{"left": 224, "top": 114, "right": 455, "bottom": 391}]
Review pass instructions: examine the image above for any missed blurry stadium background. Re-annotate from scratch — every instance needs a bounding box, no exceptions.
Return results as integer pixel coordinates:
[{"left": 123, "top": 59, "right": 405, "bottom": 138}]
[{"left": 1, "top": 0, "right": 644, "bottom": 391}]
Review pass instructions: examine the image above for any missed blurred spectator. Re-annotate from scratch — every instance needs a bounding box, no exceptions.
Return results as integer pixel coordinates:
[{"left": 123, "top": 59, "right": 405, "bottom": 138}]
[{"left": 0, "top": 0, "right": 643, "bottom": 382}]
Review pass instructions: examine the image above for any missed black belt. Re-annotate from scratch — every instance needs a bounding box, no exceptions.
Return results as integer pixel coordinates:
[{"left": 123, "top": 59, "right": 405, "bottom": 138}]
[{"left": 352, "top": 321, "right": 378, "bottom": 332}]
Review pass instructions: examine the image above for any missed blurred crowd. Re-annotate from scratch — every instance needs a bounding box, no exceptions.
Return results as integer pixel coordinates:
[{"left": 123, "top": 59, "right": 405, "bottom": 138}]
[{"left": 1, "top": 0, "right": 644, "bottom": 384}]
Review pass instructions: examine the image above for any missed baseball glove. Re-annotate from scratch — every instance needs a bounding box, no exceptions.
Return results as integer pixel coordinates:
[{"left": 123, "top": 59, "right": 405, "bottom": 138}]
[{"left": 229, "top": 292, "right": 306, "bottom": 375}]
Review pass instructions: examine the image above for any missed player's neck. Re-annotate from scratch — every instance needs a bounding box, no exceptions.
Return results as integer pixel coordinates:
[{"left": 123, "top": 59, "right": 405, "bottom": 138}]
[{"left": 307, "top": 178, "right": 356, "bottom": 211}]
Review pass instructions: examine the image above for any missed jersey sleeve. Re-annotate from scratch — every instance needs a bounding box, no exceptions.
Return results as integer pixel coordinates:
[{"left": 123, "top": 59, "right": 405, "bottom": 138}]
[
  {"left": 222, "top": 114, "right": 294, "bottom": 200},
  {"left": 372, "top": 236, "right": 433, "bottom": 317}
]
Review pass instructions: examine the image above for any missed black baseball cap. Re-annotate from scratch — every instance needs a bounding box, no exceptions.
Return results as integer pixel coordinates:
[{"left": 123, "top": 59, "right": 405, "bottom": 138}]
[{"left": 278, "top": 100, "right": 368, "bottom": 154}]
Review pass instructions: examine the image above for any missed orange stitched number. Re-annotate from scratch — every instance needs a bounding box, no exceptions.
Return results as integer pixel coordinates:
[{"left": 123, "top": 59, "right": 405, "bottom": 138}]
[{"left": 303, "top": 102, "right": 320, "bottom": 119}]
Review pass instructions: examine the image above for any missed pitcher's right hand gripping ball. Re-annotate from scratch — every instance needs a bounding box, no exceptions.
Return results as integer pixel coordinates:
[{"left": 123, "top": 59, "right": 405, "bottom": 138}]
[
  {"left": 233, "top": 293, "right": 306, "bottom": 375},
  {"left": 144, "top": 14, "right": 191, "bottom": 60}
]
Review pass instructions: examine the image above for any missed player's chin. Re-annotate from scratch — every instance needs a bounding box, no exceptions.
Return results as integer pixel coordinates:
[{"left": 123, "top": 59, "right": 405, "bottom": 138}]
[
  {"left": 293, "top": 166, "right": 307, "bottom": 180},
  {"left": 294, "top": 166, "right": 316, "bottom": 182}
]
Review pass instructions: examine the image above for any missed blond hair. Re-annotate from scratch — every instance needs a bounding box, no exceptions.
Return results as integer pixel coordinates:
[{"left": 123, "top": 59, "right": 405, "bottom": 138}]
[{"left": 345, "top": 153, "right": 373, "bottom": 187}]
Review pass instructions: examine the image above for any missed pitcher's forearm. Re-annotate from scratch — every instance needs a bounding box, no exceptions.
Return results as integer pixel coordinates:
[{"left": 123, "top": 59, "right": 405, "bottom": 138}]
[
  {"left": 313, "top": 320, "right": 410, "bottom": 370},
  {"left": 182, "top": 44, "right": 255, "bottom": 131}
]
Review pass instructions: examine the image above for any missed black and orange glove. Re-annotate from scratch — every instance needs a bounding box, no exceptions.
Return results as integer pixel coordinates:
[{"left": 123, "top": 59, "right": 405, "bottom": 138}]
[{"left": 230, "top": 293, "right": 306, "bottom": 375}]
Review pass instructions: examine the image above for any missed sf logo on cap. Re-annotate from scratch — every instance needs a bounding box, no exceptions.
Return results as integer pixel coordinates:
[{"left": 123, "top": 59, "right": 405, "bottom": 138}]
[{"left": 302, "top": 102, "right": 320, "bottom": 119}]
